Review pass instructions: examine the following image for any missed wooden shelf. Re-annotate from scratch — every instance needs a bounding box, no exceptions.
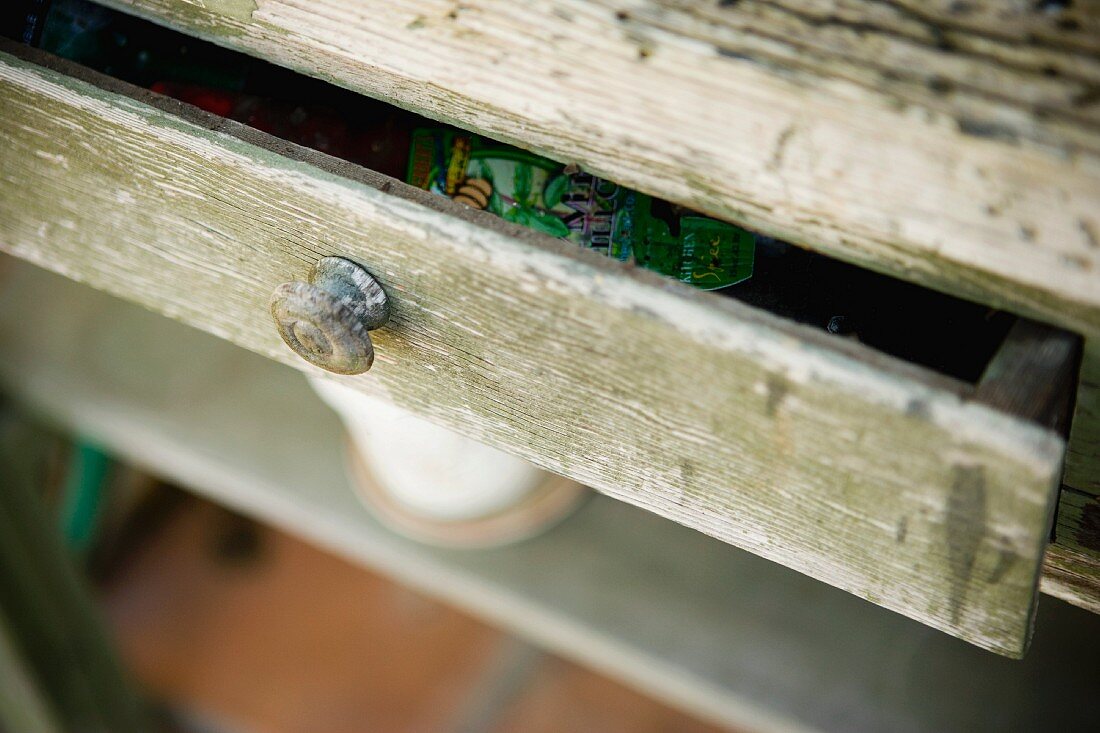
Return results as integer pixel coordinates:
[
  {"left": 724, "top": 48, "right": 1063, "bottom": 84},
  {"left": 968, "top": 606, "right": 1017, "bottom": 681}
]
[{"left": 0, "top": 260, "right": 1097, "bottom": 732}]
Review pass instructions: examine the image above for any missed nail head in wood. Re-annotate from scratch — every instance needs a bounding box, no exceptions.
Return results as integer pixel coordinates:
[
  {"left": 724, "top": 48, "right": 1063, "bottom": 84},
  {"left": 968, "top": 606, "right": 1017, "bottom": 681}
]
[{"left": 271, "top": 256, "right": 389, "bottom": 374}]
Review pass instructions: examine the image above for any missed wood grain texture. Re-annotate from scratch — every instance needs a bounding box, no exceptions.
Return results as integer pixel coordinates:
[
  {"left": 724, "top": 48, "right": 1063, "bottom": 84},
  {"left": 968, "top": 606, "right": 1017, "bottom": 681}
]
[
  {"left": 1064, "top": 339, "right": 1100, "bottom": 494},
  {"left": 3, "top": 262, "right": 1100, "bottom": 732},
  {"left": 974, "top": 319, "right": 1081, "bottom": 431},
  {"left": 92, "top": 0, "right": 1100, "bottom": 498},
  {"left": 1042, "top": 487, "right": 1100, "bottom": 615},
  {"left": 0, "top": 48, "right": 1068, "bottom": 655}
]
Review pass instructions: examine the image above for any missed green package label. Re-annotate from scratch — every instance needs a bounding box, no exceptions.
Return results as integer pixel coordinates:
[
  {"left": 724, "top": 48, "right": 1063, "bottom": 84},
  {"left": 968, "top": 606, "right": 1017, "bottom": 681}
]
[{"left": 408, "top": 129, "right": 753, "bottom": 290}]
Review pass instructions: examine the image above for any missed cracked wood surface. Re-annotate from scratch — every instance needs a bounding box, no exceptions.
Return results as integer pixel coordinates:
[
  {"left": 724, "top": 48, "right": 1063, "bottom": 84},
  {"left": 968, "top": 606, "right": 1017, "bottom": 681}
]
[
  {"left": 0, "top": 46, "right": 1072, "bottom": 655},
  {"left": 93, "top": 0, "right": 1100, "bottom": 491},
  {"left": 1042, "top": 487, "right": 1100, "bottom": 616}
]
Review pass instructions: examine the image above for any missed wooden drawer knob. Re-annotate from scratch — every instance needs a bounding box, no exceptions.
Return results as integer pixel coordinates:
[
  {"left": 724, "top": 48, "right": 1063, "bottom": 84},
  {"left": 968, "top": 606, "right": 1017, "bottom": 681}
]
[{"left": 270, "top": 257, "right": 390, "bottom": 374}]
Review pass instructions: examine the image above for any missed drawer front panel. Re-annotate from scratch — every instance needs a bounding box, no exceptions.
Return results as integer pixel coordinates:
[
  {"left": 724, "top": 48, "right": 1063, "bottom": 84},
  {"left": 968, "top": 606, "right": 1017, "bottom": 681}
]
[{"left": 0, "top": 48, "right": 1065, "bottom": 655}]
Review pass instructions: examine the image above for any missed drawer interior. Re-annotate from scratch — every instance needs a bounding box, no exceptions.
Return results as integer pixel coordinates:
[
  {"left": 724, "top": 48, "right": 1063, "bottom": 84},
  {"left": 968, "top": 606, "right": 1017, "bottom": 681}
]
[{"left": 6, "top": 0, "right": 1029, "bottom": 386}]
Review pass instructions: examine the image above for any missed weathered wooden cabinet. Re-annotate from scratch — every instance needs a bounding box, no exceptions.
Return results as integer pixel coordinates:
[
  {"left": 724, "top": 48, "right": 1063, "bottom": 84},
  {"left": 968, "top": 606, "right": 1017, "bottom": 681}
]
[{"left": 1, "top": 0, "right": 1098, "bottom": 661}]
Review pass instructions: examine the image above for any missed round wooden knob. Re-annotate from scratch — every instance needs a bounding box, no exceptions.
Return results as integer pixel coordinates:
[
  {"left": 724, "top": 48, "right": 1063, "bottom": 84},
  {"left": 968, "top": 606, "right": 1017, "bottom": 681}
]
[{"left": 271, "top": 257, "right": 390, "bottom": 374}]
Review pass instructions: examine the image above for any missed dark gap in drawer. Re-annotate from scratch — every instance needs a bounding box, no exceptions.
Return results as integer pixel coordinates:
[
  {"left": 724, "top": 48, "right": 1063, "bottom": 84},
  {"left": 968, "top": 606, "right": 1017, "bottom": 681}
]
[
  {"left": 5, "top": 0, "right": 1016, "bottom": 383},
  {"left": 729, "top": 241, "right": 1014, "bottom": 383}
]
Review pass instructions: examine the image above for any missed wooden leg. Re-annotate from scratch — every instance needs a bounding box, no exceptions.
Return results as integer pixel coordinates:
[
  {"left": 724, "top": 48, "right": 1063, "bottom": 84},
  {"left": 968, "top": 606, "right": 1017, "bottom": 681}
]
[{"left": 0, "top": 405, "right": 150, "bottom": 732}]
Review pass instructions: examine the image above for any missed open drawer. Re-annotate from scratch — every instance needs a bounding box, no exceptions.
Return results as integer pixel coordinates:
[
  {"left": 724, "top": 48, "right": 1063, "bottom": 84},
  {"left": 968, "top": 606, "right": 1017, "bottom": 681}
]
[{"left": 0, "top": 40, "right": 1081, "bottom": 656}]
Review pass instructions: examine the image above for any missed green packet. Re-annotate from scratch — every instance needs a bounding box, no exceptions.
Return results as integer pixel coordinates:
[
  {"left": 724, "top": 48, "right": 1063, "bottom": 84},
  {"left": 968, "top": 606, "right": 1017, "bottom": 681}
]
[{"left": 407, "top": 129, "right": 754, "bottom": 290}]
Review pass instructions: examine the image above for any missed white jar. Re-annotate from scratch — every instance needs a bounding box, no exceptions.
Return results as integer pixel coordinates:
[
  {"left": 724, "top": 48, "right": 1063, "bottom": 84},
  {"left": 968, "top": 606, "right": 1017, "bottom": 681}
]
[{"left": 309, "top": 376, "right": 588, "bottom": 547}]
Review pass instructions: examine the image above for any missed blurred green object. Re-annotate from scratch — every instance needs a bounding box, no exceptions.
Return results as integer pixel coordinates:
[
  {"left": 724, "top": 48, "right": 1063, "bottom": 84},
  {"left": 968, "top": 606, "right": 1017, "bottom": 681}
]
[{"left": 59, "top": 441, "right": 111, "bottom": 554}]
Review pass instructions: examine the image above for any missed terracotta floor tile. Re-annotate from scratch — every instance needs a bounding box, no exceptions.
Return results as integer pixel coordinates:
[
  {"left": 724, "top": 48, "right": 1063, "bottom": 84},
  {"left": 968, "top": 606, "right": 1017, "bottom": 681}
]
[
  {"left": 102, "top": 499, "right": 504, "bottom": 733},
  {"left": 100, "top": 494, "right": 732, "bottom": 733}
]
